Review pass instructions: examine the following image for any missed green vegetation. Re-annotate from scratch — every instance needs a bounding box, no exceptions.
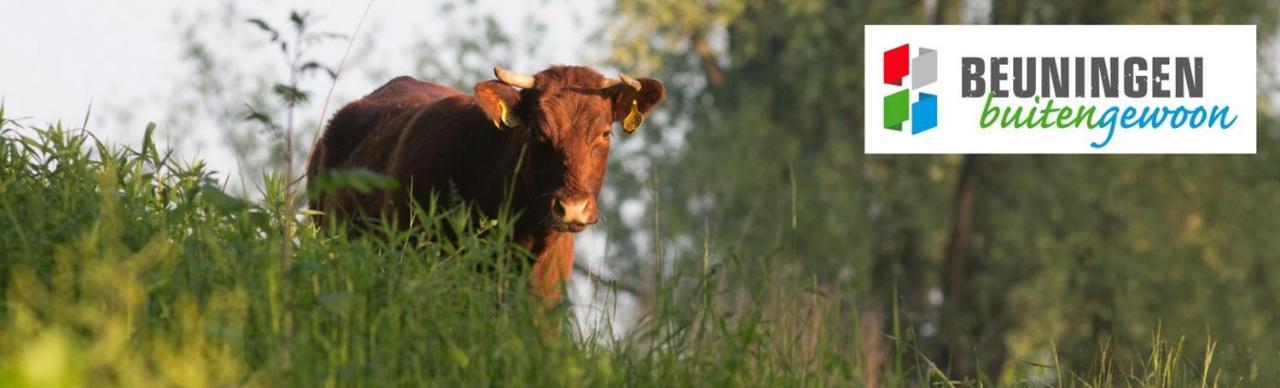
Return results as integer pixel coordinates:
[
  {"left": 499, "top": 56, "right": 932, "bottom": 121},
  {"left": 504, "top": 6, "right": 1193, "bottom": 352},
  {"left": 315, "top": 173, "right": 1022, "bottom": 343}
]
[
  {"left": 0, "top": 113, "right": 1265, "bottom": 386},
  {"left": 606, "top": 0, "right": 1280, "bottom": 383}
]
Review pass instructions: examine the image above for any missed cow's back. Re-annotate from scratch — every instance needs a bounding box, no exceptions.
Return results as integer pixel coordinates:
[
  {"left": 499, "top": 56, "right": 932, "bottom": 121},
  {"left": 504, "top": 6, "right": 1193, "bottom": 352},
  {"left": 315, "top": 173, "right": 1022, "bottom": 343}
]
[
  {"left": 320, "top": 76, "right": 461, "bottom": 166},
  {"left": 308, "top": 76, "right": 468, "bottom": 227}
]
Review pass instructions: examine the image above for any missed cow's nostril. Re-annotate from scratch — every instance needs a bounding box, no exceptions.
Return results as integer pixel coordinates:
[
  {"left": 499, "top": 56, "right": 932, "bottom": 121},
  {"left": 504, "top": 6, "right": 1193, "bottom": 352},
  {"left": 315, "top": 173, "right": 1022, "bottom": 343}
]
[{"left": 551, "top": 199, "right": 566, "bottom": 218}]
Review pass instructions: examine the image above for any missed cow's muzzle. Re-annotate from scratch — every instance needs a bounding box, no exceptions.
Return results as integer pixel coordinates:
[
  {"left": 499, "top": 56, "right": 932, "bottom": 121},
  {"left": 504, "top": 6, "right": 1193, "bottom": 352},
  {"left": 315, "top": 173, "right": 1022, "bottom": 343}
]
[{"left": 550, "top": 197, "right": 597, "bottom": 233}]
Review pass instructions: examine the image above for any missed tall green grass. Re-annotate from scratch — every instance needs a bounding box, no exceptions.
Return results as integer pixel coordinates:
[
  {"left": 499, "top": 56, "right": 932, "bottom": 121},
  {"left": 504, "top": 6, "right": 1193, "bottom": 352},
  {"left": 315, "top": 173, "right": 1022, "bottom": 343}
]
[{"left": 0, "top": 116, "right": 1240, "bottom": 386}]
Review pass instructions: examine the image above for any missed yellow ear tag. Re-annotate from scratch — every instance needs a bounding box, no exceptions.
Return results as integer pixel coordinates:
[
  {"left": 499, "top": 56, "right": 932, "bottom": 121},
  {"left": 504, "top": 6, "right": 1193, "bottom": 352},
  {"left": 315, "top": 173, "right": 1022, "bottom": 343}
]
[
  {"left": 498, "top": 100, "right": 521, "bottom": 129},
  {"left": 622, "top": 100, "right": 644, "bottom": 134}
]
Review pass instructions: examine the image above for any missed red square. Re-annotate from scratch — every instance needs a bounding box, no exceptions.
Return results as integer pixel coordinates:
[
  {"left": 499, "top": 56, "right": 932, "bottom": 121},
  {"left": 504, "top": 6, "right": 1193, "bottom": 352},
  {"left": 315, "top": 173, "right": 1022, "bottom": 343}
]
[{"left": 883, "top": 44, "right": 910, "bottom": 86}]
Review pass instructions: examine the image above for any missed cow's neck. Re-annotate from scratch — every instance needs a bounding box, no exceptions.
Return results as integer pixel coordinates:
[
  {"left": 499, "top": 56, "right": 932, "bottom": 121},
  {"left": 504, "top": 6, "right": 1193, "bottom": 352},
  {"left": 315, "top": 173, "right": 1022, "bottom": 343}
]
[
  {"left": 529, "top": 231, "right": 574, "bottom": 301},
  {"left": 507, "top": 177, "right": 576, "bottom": 297},
  {"left": 470, "top": 126, "right": 560, "bottom": 256},
  {"left": 468, "top": 121, "right": 576, "bottom": 301}
]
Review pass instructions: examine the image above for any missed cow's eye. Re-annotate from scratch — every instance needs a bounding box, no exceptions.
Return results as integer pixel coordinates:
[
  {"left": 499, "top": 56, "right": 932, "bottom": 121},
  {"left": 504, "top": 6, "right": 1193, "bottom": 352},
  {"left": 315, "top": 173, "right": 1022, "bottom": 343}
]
[{"left": 601, "top": 129, "right": 612, "bottom": 139}]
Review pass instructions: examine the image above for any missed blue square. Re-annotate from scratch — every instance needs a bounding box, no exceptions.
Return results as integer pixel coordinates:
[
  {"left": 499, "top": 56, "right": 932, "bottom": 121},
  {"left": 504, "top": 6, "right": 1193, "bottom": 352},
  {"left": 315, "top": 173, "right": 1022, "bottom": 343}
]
[{"left": 911, "top": 93, "right": 937, "bottom": 134}]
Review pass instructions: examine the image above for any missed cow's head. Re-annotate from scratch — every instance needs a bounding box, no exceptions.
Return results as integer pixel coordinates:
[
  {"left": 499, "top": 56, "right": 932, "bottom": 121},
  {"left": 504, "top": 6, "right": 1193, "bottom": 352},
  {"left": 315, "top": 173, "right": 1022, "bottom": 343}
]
[{"left": 474, "top": 66, "right": 665, "bottom": 233}]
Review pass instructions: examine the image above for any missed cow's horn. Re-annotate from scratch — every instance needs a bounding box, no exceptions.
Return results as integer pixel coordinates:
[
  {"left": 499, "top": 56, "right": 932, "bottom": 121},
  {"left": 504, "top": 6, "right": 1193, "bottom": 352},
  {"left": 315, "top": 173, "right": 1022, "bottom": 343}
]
[
  {"left": 600, "top": 74, "right": 641, "bottom": 92},
  {"left": 618, "top": 74, "right": 641, "bottom": 92},
  {"left": 494, "top": 66, "right": 535, "bottom": 89}
]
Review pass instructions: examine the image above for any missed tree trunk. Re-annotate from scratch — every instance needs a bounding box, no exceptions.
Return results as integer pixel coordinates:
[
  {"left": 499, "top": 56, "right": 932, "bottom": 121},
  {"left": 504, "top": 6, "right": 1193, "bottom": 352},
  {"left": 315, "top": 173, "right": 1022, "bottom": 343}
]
[{"left": 938, "top": 154, "right": 981, "bottom": 378}]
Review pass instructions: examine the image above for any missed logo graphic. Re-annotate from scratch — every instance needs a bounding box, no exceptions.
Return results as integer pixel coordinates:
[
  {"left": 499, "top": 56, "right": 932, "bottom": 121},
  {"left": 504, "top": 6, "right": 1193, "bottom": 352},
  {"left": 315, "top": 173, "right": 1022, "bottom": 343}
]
[{"left": 883, "top": 44, "right": 937, "bottom": 134}]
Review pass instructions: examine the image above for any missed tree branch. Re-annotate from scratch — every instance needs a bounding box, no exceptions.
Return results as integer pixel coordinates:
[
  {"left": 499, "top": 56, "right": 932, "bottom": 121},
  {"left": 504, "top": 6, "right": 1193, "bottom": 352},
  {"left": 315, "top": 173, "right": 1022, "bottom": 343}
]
[
  {"left": 691, "top": 30, "right": 726, "bottom": 88},
  {"left": 572, "top": 262, "right": 640, "bottom": 296}
]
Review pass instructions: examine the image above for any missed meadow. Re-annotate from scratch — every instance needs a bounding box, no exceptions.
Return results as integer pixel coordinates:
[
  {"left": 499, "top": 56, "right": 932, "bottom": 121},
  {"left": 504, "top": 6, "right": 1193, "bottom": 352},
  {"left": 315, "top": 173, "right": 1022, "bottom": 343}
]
[{"left": 0, "top": 106, "right": 1243, "bottom": 387}]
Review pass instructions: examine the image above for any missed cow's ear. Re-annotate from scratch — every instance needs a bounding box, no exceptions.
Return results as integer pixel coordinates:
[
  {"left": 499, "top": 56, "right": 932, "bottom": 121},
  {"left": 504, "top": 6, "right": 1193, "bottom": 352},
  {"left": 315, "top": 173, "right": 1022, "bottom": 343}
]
[
  {"left": 612, "top": 78, "right": 665, "bottom": 134},
  {"left": 474, "top": 81, "right": 523, "bottom": 130}
]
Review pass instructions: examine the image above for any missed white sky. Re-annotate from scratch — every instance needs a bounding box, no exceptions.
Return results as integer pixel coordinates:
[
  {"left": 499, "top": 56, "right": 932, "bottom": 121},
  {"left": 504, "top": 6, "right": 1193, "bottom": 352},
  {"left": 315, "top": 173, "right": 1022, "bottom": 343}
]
[
  {"left": 1, "top": 0, "right": 175, "bottom": 125},
  {"left": 0, "top": 0, "right": 609, "bottom": 147}
]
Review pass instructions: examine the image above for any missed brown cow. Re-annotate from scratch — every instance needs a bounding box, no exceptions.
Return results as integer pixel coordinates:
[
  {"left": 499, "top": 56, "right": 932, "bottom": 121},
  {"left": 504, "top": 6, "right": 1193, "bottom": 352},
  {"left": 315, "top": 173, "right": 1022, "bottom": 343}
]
[{"left": 307, "top": 65, "right": 665, "bottom": 302}]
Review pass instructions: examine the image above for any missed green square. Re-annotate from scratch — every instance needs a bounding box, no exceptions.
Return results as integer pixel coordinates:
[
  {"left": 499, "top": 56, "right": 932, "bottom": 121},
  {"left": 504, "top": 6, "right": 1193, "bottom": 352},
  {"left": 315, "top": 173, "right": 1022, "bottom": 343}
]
[{"left": 884, "top": 89, "right": 910, "bottom": 131}]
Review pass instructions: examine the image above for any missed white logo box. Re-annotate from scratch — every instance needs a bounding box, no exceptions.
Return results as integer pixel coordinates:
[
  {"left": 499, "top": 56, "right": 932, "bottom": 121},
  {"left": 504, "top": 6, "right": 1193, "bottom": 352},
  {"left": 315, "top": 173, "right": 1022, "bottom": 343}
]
[{"left": 864, "top": 25, "right": 1256, "bottom": 154}]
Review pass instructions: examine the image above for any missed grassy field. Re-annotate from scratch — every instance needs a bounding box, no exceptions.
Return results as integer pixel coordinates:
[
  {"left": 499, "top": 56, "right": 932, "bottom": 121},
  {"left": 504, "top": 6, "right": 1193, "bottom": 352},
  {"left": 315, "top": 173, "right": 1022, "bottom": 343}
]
[{"left": 0, "top": 114, "right": 1242, "bottom": 386}]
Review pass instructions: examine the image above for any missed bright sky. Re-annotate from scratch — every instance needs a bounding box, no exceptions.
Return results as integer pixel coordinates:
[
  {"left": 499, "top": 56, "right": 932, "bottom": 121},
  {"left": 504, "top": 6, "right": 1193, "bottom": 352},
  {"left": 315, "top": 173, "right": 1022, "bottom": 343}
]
[
  {"left": 0, "top": 0, "right": 608, "bottom": 144},
  {"left": 1, "top": 0, "right": 175, "bottom": 126}
]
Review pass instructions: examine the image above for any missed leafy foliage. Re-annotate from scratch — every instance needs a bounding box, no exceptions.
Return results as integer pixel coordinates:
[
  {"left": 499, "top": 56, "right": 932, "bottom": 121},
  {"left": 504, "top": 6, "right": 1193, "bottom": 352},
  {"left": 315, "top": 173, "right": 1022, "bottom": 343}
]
[
  {"left": 607, "top": 0, "right": 1280, "bottom": 383},
  {"left": 306, "top": 167, "right": 400, "bottom": 198}
]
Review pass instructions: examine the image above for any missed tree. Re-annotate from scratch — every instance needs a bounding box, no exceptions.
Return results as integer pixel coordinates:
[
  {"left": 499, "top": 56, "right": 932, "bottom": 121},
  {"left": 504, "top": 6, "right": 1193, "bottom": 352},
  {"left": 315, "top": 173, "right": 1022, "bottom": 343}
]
[{"left": 606, "top": 0, "right": 1280, "bottom": 383}]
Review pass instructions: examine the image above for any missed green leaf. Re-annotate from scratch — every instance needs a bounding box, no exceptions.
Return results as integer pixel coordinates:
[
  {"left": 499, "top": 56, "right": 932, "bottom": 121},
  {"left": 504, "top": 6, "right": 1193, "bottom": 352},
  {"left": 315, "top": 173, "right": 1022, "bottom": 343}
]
[
  {"left": 141, "top": 122, "right": 157, "bottom": 162},
  {"left": 245, "top": 18, "right": 279, "bottom": 42},
  {"left": 199, "top": 183, "right": 249, "bottom": 213},
  {"left": 272, "top": 84, "right": 309, "bottom": 106},
  {"left": 243, "top": 105, "right": 278, "bottom": 130},
  {"left": 289, "top": 11, "right": 309, "bottom": 33},
  {"left": 307, "top": 168, "right": 400, "bottom": 199},
  {"left": 299, "top": 61, "right": 337, "bottom": 80}
]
